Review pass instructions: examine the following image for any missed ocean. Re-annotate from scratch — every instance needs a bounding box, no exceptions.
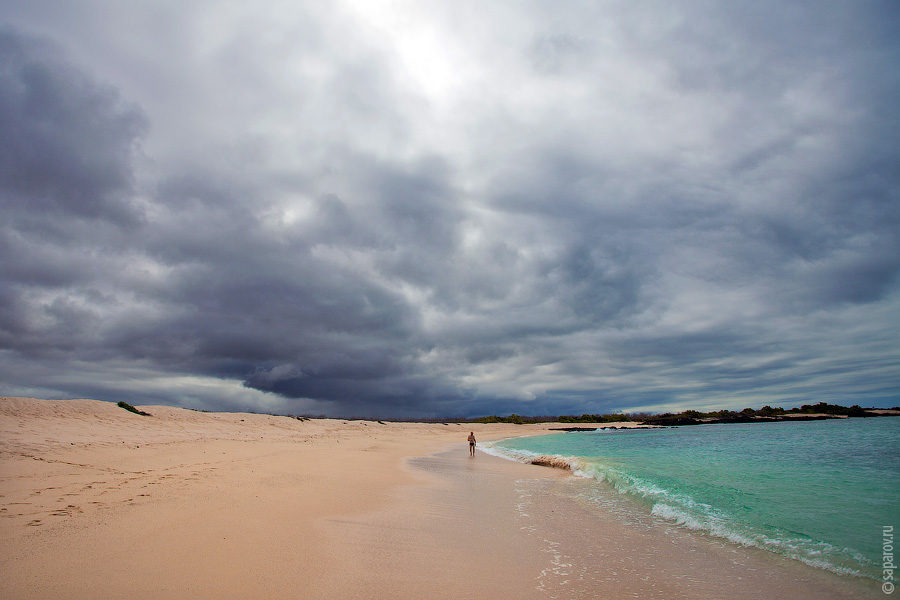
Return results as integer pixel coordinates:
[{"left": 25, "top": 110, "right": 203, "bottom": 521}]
[{"left": 484, "top": 417, "right": 899, "bottom": 582}]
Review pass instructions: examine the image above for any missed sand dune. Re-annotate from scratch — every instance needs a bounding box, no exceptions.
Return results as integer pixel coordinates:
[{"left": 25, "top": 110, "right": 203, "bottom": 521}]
[{"left": 0, "top": 397, "right": 562, "bottom": 599}]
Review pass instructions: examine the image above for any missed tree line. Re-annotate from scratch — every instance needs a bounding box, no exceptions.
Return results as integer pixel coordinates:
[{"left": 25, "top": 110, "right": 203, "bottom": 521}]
[{"left": 470, "top": 402, "right": 899, "bottom": 425}]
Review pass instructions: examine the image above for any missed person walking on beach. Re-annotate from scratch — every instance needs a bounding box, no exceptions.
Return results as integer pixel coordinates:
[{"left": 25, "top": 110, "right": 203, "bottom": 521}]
[{"left": 468, "top": 432, "right": 476, "bottom": 456}]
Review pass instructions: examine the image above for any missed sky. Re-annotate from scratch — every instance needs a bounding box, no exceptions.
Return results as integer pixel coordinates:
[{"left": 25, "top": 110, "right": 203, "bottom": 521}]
[{"left": 1, "top": 1, "right": 898, "bottom": 418}]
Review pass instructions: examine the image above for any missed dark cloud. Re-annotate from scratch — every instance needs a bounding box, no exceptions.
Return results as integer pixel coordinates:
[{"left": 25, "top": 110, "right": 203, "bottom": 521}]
[
  {"left": 0, "top": 27, "right": 149, "bottom": 363},
  {"left": 0, "top": 28, "right": 147, "bottom": 228},
  {"left": 0, "top": 3, "right": 898, "bottom": 417}
]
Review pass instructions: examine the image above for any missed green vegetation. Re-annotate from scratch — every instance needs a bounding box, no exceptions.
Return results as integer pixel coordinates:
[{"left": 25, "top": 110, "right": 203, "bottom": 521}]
[
  {"left": 637, "top": 402, "right": 880, "bottom": 425},
  {"left": 264, "top": 403, "right": 898, "bottom": 425},
  {"left": 467, "top": 402, "right": 896, "bottom": 427},
  {"left": 474, "top": 413, "right": 546, "bottom": 424},
  {"left": 788, "top": 402, "right": 870, "bottom": 417},
  {"left": 474, "top": 412, "right": 632, "bottom": 425},
  {"left": 117, "top": 401, "right": 151, "bottom": 416},
  {"left": 558, "top": 413, "right": 630, "bottom": 423}
]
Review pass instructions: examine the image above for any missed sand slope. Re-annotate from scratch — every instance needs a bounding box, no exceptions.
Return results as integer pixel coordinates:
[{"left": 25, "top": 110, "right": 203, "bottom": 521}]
[{"left": 0, "top": 397, "right": 561, "bottom": 599}]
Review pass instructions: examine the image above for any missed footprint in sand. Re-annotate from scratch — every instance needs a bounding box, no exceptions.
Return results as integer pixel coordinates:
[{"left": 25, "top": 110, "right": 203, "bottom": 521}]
[{"left": 27, "top": 519, "right": 42, "bottom": 526}]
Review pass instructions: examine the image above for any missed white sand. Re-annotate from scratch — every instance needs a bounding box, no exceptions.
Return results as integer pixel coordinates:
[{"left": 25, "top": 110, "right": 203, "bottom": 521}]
[
  {"left": 0, "top": 397, "right": 875, "bottom": 599},
  {"left": 0, "top": 397, "right": 564, "bottom": 599}
]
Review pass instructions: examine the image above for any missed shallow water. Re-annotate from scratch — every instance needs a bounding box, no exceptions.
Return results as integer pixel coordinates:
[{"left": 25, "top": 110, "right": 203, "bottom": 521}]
[{"left": 487, "top": 418, "right": 900, "bottom": 582}]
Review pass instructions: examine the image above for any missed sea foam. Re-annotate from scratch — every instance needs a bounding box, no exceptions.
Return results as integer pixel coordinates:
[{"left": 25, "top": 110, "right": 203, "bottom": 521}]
[{"left": 490, "top": 419, "right": 898, "bottom": 581}]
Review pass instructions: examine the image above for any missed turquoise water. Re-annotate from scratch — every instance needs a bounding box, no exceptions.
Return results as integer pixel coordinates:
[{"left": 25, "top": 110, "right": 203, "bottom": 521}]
[{"left": 487, "top": 418, "right": 900, "bottom": 580}]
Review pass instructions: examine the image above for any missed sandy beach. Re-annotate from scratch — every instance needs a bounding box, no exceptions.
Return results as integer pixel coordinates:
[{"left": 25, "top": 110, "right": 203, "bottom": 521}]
[{"left": 0, "top": 397, "right": 873, "bottom": 599}]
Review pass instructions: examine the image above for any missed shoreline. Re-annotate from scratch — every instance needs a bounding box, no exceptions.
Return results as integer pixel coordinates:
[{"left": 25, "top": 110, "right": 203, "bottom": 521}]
[
  {"left": 482, "top": 426, "right": 885, "bottom": 598},
  {"left": 0, "top": 397, "right": 878, "bottom": 598},
  {"left": 321, "top": 446, "right": 874, "bottom": 599}
]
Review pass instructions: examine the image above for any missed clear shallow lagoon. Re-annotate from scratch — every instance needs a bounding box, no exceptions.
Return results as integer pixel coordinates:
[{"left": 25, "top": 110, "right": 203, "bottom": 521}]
[{"left": 486, "top": 418, "right": 900, "bottom": 580}]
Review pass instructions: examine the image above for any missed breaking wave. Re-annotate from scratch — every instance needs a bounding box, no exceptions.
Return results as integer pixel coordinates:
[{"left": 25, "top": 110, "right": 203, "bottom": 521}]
[{"left": 486, "top": 430, "right": 879, "bottom": 580}]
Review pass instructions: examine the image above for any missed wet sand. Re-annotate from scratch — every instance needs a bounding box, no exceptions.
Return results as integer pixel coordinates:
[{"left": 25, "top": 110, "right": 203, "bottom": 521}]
[
  {"left": 0, "top": 397, "right": 877, "bottom": 599},
  {"left": 326, "top": 448, "right": 876, "bottom": 599}
]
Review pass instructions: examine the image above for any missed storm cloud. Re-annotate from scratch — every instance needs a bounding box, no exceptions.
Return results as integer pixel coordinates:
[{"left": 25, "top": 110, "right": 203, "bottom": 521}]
[{"left": 1, "top": 1, "right": 898, "bottom": 417}]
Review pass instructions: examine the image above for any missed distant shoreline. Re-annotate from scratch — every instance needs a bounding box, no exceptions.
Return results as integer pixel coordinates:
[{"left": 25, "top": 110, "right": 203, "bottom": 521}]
[
  {"left": 532, "top": 411, "right": 900, "bottom": 432},
  {"left": 440, "top": 403, "right": 900, "bottom": 427},
  {"left": 637, "top": 408, "right": 900, "bottom": 427}
]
